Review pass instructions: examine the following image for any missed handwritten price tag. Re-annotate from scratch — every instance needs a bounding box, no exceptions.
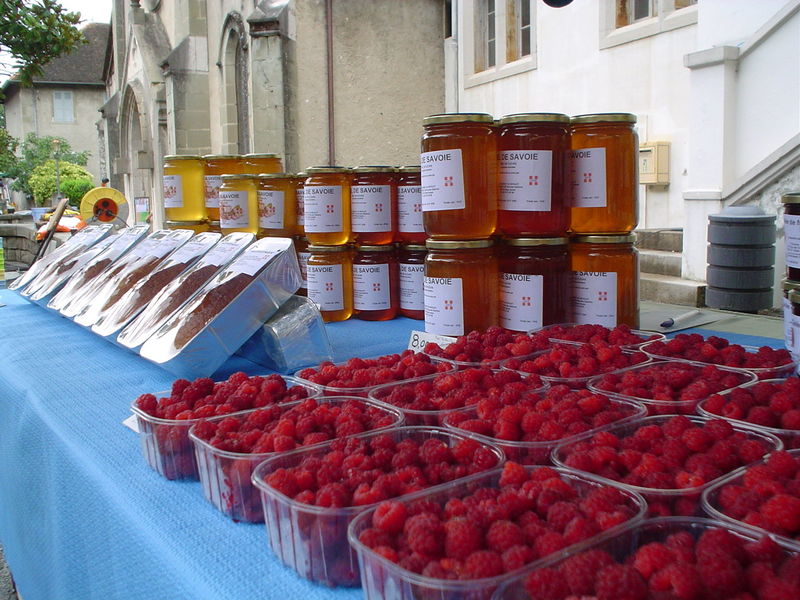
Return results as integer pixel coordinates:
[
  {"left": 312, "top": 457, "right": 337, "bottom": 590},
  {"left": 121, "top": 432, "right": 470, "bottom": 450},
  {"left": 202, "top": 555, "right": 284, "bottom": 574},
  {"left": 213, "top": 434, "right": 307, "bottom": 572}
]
[{"left": 407, "top": 330, "right": 457, "bottom": 352}]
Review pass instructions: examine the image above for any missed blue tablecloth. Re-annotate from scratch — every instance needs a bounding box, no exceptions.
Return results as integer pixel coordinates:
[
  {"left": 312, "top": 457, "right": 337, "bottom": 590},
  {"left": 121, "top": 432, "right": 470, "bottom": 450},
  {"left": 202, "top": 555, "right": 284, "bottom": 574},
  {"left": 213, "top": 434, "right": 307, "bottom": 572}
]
[{"left": 0, "top": 290, "right": 784, "bottom": 600}]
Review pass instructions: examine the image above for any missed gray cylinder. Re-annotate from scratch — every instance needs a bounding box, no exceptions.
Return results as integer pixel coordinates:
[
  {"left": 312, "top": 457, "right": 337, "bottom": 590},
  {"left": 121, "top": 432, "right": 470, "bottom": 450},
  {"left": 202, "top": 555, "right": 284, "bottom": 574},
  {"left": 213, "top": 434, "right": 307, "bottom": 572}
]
[{"left": 706, "top": 206, "right": 776, "bottom": 312}]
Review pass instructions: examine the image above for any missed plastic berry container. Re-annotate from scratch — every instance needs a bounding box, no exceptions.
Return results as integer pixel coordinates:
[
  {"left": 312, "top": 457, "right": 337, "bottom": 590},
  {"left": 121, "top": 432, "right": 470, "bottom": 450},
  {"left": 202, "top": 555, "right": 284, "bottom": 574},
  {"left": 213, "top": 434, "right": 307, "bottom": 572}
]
[
  {"left": 367, "top": 369, "right": 548, "bottom": 426},
  {"left": 697, "top": 378, "right": 800, "bottom": 449},
  {"left": 130, "top": 376, "right": 321, "bottom": 480},
  {"left": 347, "top": 465, "right": 646, "bottom": 600},
  {"left": 494, "top": 516, "right": 800, "bottom": 600},
  {"left": 702, "top": 448, "right": 800, "bottom": 550},
  {"left": 587, "top": 360, "right": 757, "bottom": 416},
  {"left": 189, "top": 396, "right": 404, "bottom": 523},
  {"left": 552, "top": 415, "right": 783, "bottom": 517},
  {"left": 532, "top": 322, "right": 666, "bottom": 349},
  {"left": 443, "top": 392, "right": 646, "bottom": 465},
  {"left": 421, "top": 327, "right": 555, "bottom": 370},
  {"left": 250, "top": 426, "right": 506, "bottom": 587}
]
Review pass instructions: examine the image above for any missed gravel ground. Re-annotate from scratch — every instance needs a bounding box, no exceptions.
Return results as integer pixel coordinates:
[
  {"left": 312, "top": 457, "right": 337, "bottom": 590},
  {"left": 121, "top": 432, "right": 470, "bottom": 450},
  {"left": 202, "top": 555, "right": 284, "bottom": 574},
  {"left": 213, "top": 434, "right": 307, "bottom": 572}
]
[{"left": 0, "top": 546, "right": 17, "bottom": 600}]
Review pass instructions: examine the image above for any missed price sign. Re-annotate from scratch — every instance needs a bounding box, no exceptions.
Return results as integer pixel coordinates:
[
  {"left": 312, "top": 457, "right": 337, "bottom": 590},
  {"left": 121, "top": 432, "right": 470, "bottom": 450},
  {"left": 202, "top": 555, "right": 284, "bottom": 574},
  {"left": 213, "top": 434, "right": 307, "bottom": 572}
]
[{"left": 407, "top": 330, "right": 457, "bottom": 352}]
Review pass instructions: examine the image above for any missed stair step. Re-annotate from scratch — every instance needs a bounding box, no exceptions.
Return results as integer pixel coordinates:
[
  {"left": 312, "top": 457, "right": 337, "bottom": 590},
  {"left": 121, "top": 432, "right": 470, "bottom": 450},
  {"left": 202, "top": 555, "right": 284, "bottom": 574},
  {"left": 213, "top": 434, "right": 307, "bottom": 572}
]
[
  {"left": 640, "top": 273, "right": 706, "bottom": 307},
  {"left": 639, "top": 249, "right": 682, "bottom": 277},
  {"left": 636, "top": 229, "right": 683, "bottom": 253}
]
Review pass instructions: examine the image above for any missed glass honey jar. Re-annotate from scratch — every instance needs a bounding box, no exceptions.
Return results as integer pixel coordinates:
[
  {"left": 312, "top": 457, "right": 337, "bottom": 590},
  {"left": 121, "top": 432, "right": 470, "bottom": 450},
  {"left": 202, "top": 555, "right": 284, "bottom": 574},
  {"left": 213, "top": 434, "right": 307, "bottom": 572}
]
[
  {"left": 352, "top": 244, "right": 399, "bottom": 321},
  {"left": 398, "top": 244, "right": 426, "bottom": 320},
  {"left": 303, "top": 167, "right": 351, "bottom": 246},
  {"left": 307, "top": 244, "right": 353, "bottom": 322},
  {"left": 497, "top": 113, "right": 570, "bottom": 237},
  {"left": 782, "top": 279, "right": 800, "bottom": 354},
  {"left": 294, "top": 172, "right": 306, "bottom": 236},
  {"left": 207, "top": 220, "right": 222, "bottom": 233},
  {"left": 242, "top": 153, "right": 283, "bottom": 175},
  {"left": 782, "top": 192, "right": 800, "bottom": 281},
  {"left": 569, "top": 113, "right": 638, "bottom": 234},
  {"left": 256, "top": 173, "right": 296, "bottom": 238},
  {"left": 163, "top": 155, "right": 206, "bottom": 221},
  {"left": 294, "top": 236, "right": 310, "bottom": 297},
  {"left": 569, "top": 234, "right": 639, "bottom": 328},
  {"left": 351, "top": 166, "right": 396, "bottom": 245},
  {"left": 396, "top": 166, "right": 425, "bottom": 244},
  {"left": 165, "top": 220, "right": 210, "bottom": 234},
  {"left": 424, "top": 239, "right": 498, "bottom": 335},
  {"left": 218, "top": 174, "right": 259, "bottom": 235},
  {"left": 203, "top": 154, "right": 242, "bottom": 221},
  {"left": 421, "top": 113, "right": 497, "bottom": 240},
  {"left": 499, "top": 237, "right": 569, "bottom": 332}
]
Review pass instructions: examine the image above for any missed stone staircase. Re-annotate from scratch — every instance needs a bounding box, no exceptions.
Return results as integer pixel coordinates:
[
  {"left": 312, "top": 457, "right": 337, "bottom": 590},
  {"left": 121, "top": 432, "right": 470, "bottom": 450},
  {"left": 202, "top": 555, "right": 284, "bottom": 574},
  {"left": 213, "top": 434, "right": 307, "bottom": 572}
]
[{"left": 637, "top": 229, "right": 706, "bottom": 307}]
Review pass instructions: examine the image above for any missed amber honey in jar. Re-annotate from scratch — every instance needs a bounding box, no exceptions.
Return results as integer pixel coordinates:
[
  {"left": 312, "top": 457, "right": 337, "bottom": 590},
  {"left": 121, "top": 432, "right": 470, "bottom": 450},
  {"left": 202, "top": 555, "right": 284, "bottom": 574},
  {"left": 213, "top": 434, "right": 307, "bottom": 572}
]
[
  {"left": 165, "top": 220, "right": 210, "bottom": 234},
  {"left": 351, "top": 166, "right": 396, "bottom": 245},
  {"left": 569, "top": 113, "right": 638, "bottom": 234},
  {"left": 398, "top": 244, "right": 426, "bottom": 320},
  {"left": 424, "top": 239, "right": 498, "bottom": 335},
  {"left": 203, "top": 154, "right": 242, "bottom": 221},
  {"left": 352, "top": 244, "right": 399, "bottom": 321},
  {"left": 500, "top": 237, "right": 569, "bottom": 332},
  {"left": 163, "top": 155, "right": 206, "bottom": 221},
  {"left": 782, "top": 193, "right": 800, "bottom": 281},
  {"left": 307, "top": 244, "right": 353, "bottom": 322},
  {"left": 497, "top": 114, "right": 570, "bottom": 237},
  {"left": 294, "top": 236, "right": 310, "bottom": 297},
  {"left": 303, "top": 167, "right": 351, "bottom": 246},
  {"left": 421, "top": 113, "right": 497, "bottom": 240},
  {"left": 294, "top": 172, "right": 306, "bottom": 236},
  {"left": 396, "top": 166, "right": 425, "bottom": 244},
  {"left": 242, "top": 153, "right": 283, "bottom": 175},
  {"left": 256, "top": 173, "right": 296, "bottom": 238},
  {"left": 570, "top": 234, "right": 639, "bottom": 328},
  {"left": 218, "top": 174, "right": 259, "bottom": 235}
]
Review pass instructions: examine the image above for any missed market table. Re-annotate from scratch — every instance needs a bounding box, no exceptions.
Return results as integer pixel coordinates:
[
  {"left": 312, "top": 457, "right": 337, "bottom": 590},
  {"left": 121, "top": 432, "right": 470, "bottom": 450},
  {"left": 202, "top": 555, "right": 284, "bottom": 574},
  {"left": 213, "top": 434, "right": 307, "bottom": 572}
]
[{"left": 0, "top": 288, "right": 786, "bottom": 600}]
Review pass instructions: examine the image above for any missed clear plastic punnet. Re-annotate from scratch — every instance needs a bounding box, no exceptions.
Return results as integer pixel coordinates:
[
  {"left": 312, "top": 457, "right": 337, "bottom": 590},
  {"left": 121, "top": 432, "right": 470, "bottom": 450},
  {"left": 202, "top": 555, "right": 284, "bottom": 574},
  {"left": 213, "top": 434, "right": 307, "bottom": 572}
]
[
  {"left": 118, "top": 232, "right": 254, "bottom": 351},
  {"left": 72, "top": 228, "right": 194, "bottom": 327},
  {"left": 10, "top": 223, "right": 113, "bottom": 292},
  {"left": 531, "top": 322, "right": 666, "bottom": 349},
  {"left": 494, "top": 516, "right": 800, "bottom": 600},
  {"left": 251, "top": 426, "right": 507, "bottom": 587},
  {"left": 91, "top": 232, "right": 221, "bottom": 339},
  {"left": 189, "top": 396, "right": 404, "bottom": 523},
  {"left": 347, "top": 465, "right": 646, "bottom": 600},
  {"left": 139, "top": 236, "right": 301, "bottom": 379},
  {"left": 47, "top": 224, "right": 151, "bottom": 312}
]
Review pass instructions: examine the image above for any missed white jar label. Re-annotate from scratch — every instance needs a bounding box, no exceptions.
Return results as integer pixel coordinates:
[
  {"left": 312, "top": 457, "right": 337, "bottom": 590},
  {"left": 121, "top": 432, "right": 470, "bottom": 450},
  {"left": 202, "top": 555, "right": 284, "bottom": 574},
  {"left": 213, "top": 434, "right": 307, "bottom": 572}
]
[
  {"left": 258, "top": 190, "right": 285, "bottom": 229},
  {"left": 784, "top": 296, "right": 795, "bottom": 353},
  {"left": 570, "top": 148, "right": 607, "bottom": 208},
  {"left": 424, "top": 276, "right": 464, "bottom": 335},
  {"left": 204, "top": 175, "right": 222, "bottom": 209},
  {"left": 421, "top": 149, "right": 465, "bottom": 212},
  {"left": 501, "top": 272, "right": 544, "bottom": 331},
  {"left": 304, "top": 186, "right": 343, "bottom": 232},
  {"left": 163, "top": 175, "right": 183, "bottom": 208},
  {"left": 784, "top": 214, "right": 800, "bottom": 268},
  {"left": 791, "top": 309, "right": 800, "bottom": 358},
  {"left": 400, "top": 263, "right": 425, "bottom": 311},
  {"left": 296, "top": 188, "right": 305, "bottom": 227},
  {"left": 219, "top": 191, "right": 250, "bottom": 228},
  {"left": 571, "top": 271, "right": 617, "bottom": 327},
  {"left": 307, "top": 263, "right": 344, "bottom": 310},
  {"left": 297, "top": 251, "right": 310, "bottom": 288},
  {"left": 352, "top": 185, "right": 391, "bottom": 232},
  {"left": 353, "top": 263, "right": 391, "bottom": 310},
  {"left": 499, "top": 150, "right": 553, "bottom": 211},
  {"left": 398, "top": 185, "right": 424, "bottom": 233}
]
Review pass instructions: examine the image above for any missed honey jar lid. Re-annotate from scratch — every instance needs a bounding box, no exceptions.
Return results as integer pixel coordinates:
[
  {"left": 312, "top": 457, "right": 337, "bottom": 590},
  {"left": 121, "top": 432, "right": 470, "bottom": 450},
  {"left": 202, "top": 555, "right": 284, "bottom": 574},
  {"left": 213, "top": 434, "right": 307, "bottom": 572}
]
[
  {"left": 423, "top": 113, "right": 494, "bottom": 126},
  {"left": 781, "top": 193, "right": 800, "bottom": 204},
  {"left": 397, "top": 165, "right": 421, "bottom": 173},
  {"left": 202, "top": 154, "right": 240, "bottom": 160},
  {"left": 571, "top": 234, "right": 637, "bottom": 244},
  {"left": 401, "top": 244, "right": 427, "bottom": 251},
  {"left": 164, "top": 154, "right": 202, "bottom": 161},
  {"left": 505, "top": 237, "right": 569, "bottom": 246},
  {"left": 356, "top": 244, "right": 395, "bottom": 252},
  {"left": 782, "top": 279, "right": 800, "bottom": 292},
  {"left": 244, "top": 153, "right": 281, "bottom": 159},
  {"left": 308, "top": 244, "right": 350, "bottom": 252},
  {"left": 353, "top": 165, "right": 395, "bottom": 173},
  {"left": 306, "top": 166, "right": 351, "bottom": 174},
  {"left": 209, "top": 220, "right": 221, "bottom": 226},
  {"left": 499, "top": 113, "right": 571, "bottom": 125},
  {"left": 426, "top": 239, "right": 494, "bottom": 249},
  {"left": 790, "top": 289, "right": 800, "bottom": 304},
  {"left": 165, "top": 220, "right": 207, "bottom": 226},
  {"left": 256, "top": 173, "right": 290, "bottom": 179},
  {"left": 571, "top": 113, "right": 637, "bottom": 124},
  {"left": 295, "top": 172, "right": 307, "bottom": 177},
  {"left": 221, "top": 174, "right": 259, "bottom": 180}
]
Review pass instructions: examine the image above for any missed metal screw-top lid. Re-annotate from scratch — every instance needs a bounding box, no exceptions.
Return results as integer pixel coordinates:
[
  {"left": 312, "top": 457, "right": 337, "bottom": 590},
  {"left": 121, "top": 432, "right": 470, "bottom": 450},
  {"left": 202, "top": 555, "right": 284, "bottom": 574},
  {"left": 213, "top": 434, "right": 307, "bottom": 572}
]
[
  {"left": 165, "top": 220, "right": 207, "bottom": 226},
  {"left": 306, "top": 166, "right": 351, "bottom": 174},
  {"left": 308, "top": 244, "right": 350, "bottom": 252},
  {"left": 356, "top": 244, "right": 395, "bottom": 252},
  {"left": 781, "top": 192, "right": 800, "bottom": 205},
  {"left": 499, "top": 113, "right": 571, "bottom": 125},
  {"left": 423, "top": 113, "right": 494, "bottom": 126},
  {"left": 401, "top": 244, "right": 427, "bottom": 251},
  {"left": 164, "top": 154, "right": 202, "bottom": 161},
  {"left": 202, "top": 154, "right": 240, "bottom": 160},
  {"left": 221, "top": 174, "right": 259, "bottom": 180},
  {"left": 782, "top": 279, "right": 800, "bottom": 292},
  {"left": 426, "top": 239, "right": 494, "bottom": 250},
  {"left": 504, "top": 237, "right": 569, "bottom": 246},
  {"left": 397, "top": 166, "right": 421, "bottom": 173},
  {"left": 256, "top": 173, "right": 290, "bottom": 179},
  {"left": 244, "top": 153, "right": 281, "bottom": 159},
  {"left": 571, "top": 234, "right": 636, "bottom": 244},
  {"left": 353, "top": 166, "right": 395, "bottom": 173},
  {"left": 790, "top": 289, "right": 800, "bottom": 304},
  {"left": 571, "top": 113, "right": 637, "bottom": 124}
]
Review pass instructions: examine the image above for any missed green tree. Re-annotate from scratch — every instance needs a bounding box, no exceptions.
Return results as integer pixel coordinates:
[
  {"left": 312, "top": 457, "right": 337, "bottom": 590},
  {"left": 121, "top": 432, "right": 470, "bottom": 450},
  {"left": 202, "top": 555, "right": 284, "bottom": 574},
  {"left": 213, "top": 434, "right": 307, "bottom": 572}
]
[
  {"left": 0, "top": 1, "right": 85, "bottom": 90},
  {"left": 28, "top": 160, "right": 92, "bottom": 206},
  {"left": 5, "top": 133, "right": 88, "bottom": 198},
  {"left": 0, "top": 127, "right": 17, "bottom": 175},
  {"left": 60, "top": 178, "right": 93, "bottom": 204}
]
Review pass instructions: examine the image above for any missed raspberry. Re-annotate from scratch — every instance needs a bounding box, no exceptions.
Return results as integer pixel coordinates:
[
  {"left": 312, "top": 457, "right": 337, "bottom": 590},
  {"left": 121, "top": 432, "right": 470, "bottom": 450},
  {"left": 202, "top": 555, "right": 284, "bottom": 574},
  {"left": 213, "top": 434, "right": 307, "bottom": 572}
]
[
  {"left": 501, "top": 544, "right": 535, "bottom": 572},
  {"left": 524, "top": 567, "right": 570, "bottom": 600},
  {"left": 405, "top": 513, "right": 444, "bottom": 556},
  {"left": 633, "top": 542, "right": 676, "bottom": 578},
  {"left": 462, "top": 550, "right": 503, "bottom": 578},
  {"left": 373, "top": 500, "right": 407, "bottom": 534},
  {"left": 443, "top": 517, "right": 483, "bottom": 560},
  {"left": 485, "top": 520, "right": 524, "bottom": 553},
  {"left": 560, "top": 549, "right": 614, "bottom": 595},
  {"left": 697, "top": 554, "right": 745, "bottom": 596},
  {"left": 595, "top": 564, "right": 647, "bottom": 600},
  {"left": 760, "top": 494, "right": 800, "bottom": 532},
  {"left": 650, "top": 562, "right": 704, "bottom": 600}
]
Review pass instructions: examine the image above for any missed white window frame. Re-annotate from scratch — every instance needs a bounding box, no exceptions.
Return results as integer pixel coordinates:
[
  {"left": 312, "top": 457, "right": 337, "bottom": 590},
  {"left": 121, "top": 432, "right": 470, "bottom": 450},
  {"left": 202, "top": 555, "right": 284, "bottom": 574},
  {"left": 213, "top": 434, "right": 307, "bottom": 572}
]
[
  {"left": 465, "top": 0, "right": 537, "bottom": 89},
  {"left": 52, "top": 90, "right": 75, "bottom": 123},
  {"left": 600, "top": 0, "right": 697, "bottom": 50}
]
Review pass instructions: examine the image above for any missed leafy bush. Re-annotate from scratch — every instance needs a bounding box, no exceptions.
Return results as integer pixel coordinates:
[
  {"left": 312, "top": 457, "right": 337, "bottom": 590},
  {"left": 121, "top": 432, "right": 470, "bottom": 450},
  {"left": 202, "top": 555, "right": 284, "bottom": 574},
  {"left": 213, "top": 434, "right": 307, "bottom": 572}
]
[
  {"left": 28, "top": 160, "right": 93, "bottom": 206},
  {"left": 60, "top": 178, "right": 94, "bottom": 204}
]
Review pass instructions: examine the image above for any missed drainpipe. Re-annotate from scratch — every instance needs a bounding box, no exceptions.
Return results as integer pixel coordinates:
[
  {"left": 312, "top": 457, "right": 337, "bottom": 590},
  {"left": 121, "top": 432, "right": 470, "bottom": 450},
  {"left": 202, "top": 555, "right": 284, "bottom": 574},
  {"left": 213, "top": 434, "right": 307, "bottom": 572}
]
[{"left": 325, "top": 0, "right": 335, "bottom": 165}]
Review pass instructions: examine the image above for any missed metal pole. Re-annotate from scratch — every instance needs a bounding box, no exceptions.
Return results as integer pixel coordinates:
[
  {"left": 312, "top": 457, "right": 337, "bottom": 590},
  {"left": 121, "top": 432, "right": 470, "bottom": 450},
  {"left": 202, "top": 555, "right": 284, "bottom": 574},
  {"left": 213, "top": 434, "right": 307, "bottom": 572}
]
[{"left": 53, "top": 139, "right": 62, "bottom": 205}]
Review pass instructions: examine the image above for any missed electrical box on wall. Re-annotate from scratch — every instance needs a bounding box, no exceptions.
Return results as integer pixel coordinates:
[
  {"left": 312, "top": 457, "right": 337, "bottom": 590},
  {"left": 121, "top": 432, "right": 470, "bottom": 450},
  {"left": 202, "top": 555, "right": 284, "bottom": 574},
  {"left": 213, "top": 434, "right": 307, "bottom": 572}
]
[{"left": 639, "top": 142, "right": 670, "bottom": 185}]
